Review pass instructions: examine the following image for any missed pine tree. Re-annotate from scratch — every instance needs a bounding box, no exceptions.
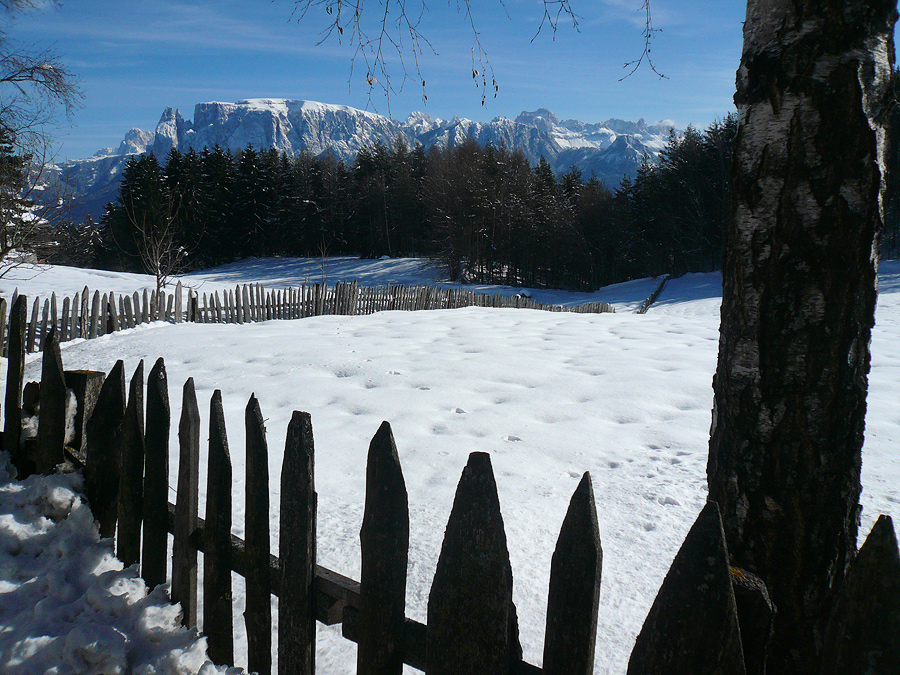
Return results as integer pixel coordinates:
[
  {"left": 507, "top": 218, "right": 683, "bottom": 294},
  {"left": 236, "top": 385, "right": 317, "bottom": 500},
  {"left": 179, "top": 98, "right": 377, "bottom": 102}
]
[{"left": 0, "top": 127, "right": 34, "bottom": 264}]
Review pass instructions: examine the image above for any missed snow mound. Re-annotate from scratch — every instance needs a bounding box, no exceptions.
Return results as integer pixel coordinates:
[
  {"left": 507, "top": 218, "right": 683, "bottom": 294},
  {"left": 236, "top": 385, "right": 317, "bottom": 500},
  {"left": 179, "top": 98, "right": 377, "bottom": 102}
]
[{"left": 0, "top": 457, "right": 239, "bottom": 675}]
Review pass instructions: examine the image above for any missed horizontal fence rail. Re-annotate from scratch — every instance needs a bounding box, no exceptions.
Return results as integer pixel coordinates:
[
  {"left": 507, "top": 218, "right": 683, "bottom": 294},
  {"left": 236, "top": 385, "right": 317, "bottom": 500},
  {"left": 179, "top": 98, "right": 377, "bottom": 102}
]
[{"left": 0, "top": 281, "right": 615, "bottom": 356}]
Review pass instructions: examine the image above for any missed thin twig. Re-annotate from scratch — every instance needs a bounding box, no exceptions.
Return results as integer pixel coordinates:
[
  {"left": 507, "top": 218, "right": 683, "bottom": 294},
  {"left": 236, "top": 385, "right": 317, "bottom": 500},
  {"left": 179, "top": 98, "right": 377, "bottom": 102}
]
[{"left": 620, "top": 0, "right": 666, "bottom": 81}]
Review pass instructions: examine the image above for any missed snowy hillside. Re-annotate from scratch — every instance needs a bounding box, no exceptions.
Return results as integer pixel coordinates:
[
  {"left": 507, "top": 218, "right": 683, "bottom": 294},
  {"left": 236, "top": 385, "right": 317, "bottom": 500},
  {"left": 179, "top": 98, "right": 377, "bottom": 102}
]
[
  {"left": 1, "top": 258, "right": 897, "bottom": 675},
  {"left": 58, "top": 99, "right": 678, "bottom": 219}
]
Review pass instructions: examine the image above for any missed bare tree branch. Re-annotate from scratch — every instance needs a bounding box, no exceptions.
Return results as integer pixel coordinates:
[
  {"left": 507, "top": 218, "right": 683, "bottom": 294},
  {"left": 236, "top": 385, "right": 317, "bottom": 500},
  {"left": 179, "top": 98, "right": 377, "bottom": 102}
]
[
  {"left": 0, "top": 0, "right": 83, "bottom": 273},
  {"left": 620, "top": 0, "right": 666, "bottom": 81},
  {"left": 116, "top": 188, "right": 194, "bottom": 297},
  {"left": 290, "top": 0, "right": 581, "bottom": 109}
]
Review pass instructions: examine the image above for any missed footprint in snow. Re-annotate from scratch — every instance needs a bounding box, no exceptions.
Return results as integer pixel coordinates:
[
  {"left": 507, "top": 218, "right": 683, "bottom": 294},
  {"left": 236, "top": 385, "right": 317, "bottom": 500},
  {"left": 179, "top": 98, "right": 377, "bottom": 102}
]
[
  {"left": 504, "top": 435, "right": 523, "bottom": 442},
  {"left": 567, "top": 470, "right": 581, "bottom": 479},
  {"left": 657, "top": 496, "right": 680, "bottom": 506},
  {"left": 452, "top": 407, "right": 466, "bottom": 414}
]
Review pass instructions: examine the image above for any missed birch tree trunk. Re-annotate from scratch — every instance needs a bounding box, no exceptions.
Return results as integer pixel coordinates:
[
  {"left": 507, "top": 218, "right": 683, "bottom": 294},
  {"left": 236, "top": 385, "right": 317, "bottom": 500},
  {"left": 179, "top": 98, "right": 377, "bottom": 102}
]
[{"left": 708, "top": 1, "right": 896, "bottom": 672}]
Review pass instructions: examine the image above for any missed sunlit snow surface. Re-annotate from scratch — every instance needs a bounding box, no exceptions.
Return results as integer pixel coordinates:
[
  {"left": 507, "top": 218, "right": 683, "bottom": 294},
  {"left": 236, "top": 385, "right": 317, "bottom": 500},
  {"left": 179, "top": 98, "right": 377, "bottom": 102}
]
[{"left": 1, "top": 258, "right": 898, "bottom": 675}]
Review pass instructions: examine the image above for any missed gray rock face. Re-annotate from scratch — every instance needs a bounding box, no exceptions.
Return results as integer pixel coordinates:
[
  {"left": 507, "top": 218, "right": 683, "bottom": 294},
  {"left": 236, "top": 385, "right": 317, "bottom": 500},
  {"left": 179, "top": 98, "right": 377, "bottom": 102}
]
[{"left": 59, "top": 98, "right": 679, "bottom": 219}]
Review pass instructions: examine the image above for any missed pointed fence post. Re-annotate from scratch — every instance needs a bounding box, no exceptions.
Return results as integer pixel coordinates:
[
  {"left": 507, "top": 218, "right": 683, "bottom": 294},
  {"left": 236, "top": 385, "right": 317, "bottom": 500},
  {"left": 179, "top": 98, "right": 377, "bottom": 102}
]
[
  {"left": 123, "top": 294, "right": 135, "bottom": 328},
  {"left": 426, "top": 452, "right": 521, "bottom": 675},
  {"left": 819, "top": 515, "right": 900, "bottom": 674},
  {"left": 4, "top": 295, "right": 26, "bottom": 471},
  {"left": 117, "top": 360, "right": 145, "bottom": 568},
  {"left": 542, "top": 472, "right": 602, "bottom": 675},
  {"left": 170, "top": 379, "right": 200, "bottom": 630},
  {"left": 355, "top": 422, "right": 409, "bottom": 675},
  {"left": 59, "top": 296, "right": 69, "bottom": 342},
  {"left": 89, "top": 290, "right": 100, "bottom": 338},
  {"left": 26, "top": 297, "right": 39, "bottom": 352},
  {"left": 36, "top": 328, "right": 66, "bottom": 474},
  {"left": 242, "top": 284, "right": 251, "bottom": 323},
  {"left": 627, "top": 501, "right": 746, "bottom": 675},
  {"left": 142, "top": 357, "right": 169, "bottom": 588},
  {"left": 38, "top": 298, "right": 49, "bottom": 351},
  {"left": 132, "top": 291, "right": 140, "bottom": 324},
  {"left": 245, "top": 394, "right": 272, "bottom": 675},
  {"left": 107, "top": 292, "right": 119, "bottom": 333},
  {"left": 0, "top": 296, "right": 7, "bottom": 353},
  {"left": 174, "top": 281, "right": 183, "bottom": 323},
  {"left": 85, "top": 361, "right": 126, "bottom": 538},
  {"left": 279, "top": 411, "right": 317, "bottom": 675},
  {"left": 50, "top": 292, "right": 58, "bottom": 334},
  {"left": 79, "top": 287, "right": 89, "bottom": 337},
  {"left": 69, "top": 292, "right": 78, "bottom": 338},
  {"left": 205, "top": 389, "right": 234, "bottom": 666}
]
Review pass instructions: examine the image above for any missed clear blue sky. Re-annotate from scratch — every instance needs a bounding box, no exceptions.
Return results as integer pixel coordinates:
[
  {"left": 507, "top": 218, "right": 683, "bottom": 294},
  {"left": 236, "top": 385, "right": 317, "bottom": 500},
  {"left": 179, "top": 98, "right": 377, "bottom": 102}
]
[{"left": 6, "top": 0, "right": 746, "bottom": 161}]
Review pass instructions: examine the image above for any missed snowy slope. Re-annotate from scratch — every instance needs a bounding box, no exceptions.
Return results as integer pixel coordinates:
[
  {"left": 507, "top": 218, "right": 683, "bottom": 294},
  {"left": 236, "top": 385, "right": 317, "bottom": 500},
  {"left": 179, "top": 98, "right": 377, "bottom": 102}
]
[{"left": 1, "top": 259, "right": 897, "bottom": 675}]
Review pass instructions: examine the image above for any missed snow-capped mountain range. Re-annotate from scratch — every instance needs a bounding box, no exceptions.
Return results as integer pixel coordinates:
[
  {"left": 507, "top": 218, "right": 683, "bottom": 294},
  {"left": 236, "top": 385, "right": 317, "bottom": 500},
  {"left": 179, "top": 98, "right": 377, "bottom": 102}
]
[{"left": 60, "top": 98, "right": 678, "bottom": 220}]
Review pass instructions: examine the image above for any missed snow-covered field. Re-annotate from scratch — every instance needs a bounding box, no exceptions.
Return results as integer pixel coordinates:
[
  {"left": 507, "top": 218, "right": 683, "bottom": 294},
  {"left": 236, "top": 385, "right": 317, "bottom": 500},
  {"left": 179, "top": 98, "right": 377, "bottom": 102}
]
[{"left": 1, "top": 257, "right": 898, "bottom": 675}]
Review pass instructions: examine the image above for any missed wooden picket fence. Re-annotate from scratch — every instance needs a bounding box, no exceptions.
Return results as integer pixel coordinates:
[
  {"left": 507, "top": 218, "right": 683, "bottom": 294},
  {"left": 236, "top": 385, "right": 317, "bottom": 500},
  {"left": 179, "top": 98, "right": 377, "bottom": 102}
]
[
  {"left": 4, "top": 300, "right": 602, "bottom": 674},
  {"left": 3, "top": 291, "right": 898, "bottom": 674},
  {"left": 0, "top": 281, "right": 614, "bottom": 356}
]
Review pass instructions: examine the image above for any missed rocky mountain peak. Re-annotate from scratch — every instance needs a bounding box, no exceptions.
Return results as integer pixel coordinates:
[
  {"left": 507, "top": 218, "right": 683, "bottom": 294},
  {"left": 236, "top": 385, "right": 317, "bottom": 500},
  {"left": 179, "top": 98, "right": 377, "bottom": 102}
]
[{"left": 60, "top": 97, "right": 681, "bottom": 221}]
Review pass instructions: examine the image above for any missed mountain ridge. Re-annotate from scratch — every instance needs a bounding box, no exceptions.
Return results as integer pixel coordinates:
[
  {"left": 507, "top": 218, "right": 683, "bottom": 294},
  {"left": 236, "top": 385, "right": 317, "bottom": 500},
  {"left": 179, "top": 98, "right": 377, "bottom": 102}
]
[{"left": 59, "top": 98, "right": 679, "bottom": 220}]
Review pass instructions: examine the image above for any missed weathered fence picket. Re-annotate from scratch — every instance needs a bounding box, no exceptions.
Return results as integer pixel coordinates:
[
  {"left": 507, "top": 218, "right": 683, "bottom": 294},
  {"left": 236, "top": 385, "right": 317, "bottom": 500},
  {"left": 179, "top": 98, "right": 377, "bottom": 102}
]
[
  {"left": 205, "top": 389, "right": 234, "bottom": 666},
  {"left": 626, "top": 501, "right": 745, "bottom": 675},
  {"left": 173, "top": 377, "right": 200, "bottom": 628},
  {"left": 26, "top": 297, "right": 38, "bottom": 353},
  {"left": 174, "top": 281, "right": 183, "bottom": 323},
  {"left": 358, "top": 422, "right": 409, "bottom": 675},
  {"left": 426, "top": 452, "right": 520, "bottom": 675},
  {"left": 117, "top": 360, "right": 145, "bottom": 568},
  {"left": 36, "top": 328, "right": 66, "bottom": 474},
  {"left": 542, "top": 472, "right": 602, "bottom": 675},
  {"left": 142, "top": 357, "right": 170, "bottom": 589},
  {"left": 38, "top": 299, "right": 49, "bottom": 351},
  {"left": 109, "top": 292, "right": 121, "bottom": 333},
  {"left": 89, "top": 290, "right": 100, "bottom": 338},
  {"left": 279, "top": 410, "right": 317, "bottom": 675},
  {"left": 84, "top": 360, "right": 124, "bottom": 537},
  {"left": 80, "top": 287, "right": 89, "bottom": 337},
  {"left": 60, "top": 296, "right": 69, "bottom": 341},
  {"left": 245, "top": 394, "right": 272, "bottom": 675},
  {"left": 3, "top": 296, "right": 25, "bottom": 466},
  {"left": 819, "top": 515, "right": 900, "bottom": 674}
]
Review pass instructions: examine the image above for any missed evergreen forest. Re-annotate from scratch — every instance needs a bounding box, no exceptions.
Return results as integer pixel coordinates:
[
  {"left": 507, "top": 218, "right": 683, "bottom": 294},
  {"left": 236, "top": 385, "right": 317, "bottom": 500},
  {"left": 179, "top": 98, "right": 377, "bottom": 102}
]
[{"left": 50, "top": 110, "right": 897, "bottom": 290}]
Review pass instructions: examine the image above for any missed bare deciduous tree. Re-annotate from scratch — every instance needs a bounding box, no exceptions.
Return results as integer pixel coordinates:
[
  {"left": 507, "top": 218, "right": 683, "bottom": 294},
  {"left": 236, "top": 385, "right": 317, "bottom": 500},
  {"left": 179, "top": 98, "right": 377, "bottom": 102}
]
[
  {"left": 119, "top": 190, "right": 192, "bottom": 298},
  {"left": 0, "top": 0, "right": 82, "bottom": 273}
]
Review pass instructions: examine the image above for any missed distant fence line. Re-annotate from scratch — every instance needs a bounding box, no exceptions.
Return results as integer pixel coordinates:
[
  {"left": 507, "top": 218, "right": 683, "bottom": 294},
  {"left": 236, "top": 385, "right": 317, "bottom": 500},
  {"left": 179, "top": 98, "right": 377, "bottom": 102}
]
[{"left": 0, "top": 281, "right": 615, "bottom": 355}]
